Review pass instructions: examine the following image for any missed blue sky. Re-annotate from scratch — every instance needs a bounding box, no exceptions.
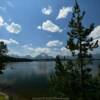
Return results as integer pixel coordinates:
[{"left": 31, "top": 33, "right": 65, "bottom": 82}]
[{"left": 0, "top": 0, "right": 100, "bottom": 57}]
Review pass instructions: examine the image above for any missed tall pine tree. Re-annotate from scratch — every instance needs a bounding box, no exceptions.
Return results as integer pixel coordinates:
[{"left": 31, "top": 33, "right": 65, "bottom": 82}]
[
  {"left": 50, "top": 0, "right": 99, "bottom": 100},
  {"left": 67, "top": 0, "right": 98, "bottom": 99}
]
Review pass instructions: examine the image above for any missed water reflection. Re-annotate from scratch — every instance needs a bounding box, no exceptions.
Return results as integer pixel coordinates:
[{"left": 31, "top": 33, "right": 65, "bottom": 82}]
[
  {"left": 0, "top": 63, "right": 6, "bottom": 74},
  {"left": 0, "top": 62, "right": 55, "bottom": 98},
  {"left": 0, "top": 60, "right": 99, "bottom": 98}
]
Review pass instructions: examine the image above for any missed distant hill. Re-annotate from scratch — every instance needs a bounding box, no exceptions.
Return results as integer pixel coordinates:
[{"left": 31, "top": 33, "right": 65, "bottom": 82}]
[
  {"left": 0, "top": 55, "right": 33, "bottom": 62},
  {"left": 9, "top": 54, "right": 33, "bottom": 59},
  {"left": 34, "top": 53, "right": 54, "bottom": 59},
  {"left": 9, "top": 54, "right": 20, "bottom": 58},
  {"left": 1, "top": 53, "right": 100, "bottom": 63},
  {"left": 22, "top": 55, "right": 33, "bottom": 59}
]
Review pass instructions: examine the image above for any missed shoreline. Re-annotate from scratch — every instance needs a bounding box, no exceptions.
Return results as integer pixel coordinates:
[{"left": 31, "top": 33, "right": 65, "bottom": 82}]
[{"left": 0, "top": 92, "right": 9, "bottom": 100}]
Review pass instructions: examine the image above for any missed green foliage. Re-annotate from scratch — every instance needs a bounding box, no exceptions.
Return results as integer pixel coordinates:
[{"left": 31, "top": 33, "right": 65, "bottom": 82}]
[
  {"left": 50, "top": 56, "right": 81, "bottom": 99},
  {"left": 0, "top": 41, "right": 8, "bottom": 56},
  {"left": 50, "top": 0, "right": 100, "bottom": 100},
  {"left": 66, "top": 1, "right": 99, "bottom": 99},
  {"left": 67, "top": 0, "right": 98, "bottom": 57}
]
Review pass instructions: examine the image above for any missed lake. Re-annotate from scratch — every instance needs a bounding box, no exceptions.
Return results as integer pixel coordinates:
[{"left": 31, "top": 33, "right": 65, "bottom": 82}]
[
  {"left": 0, "top": 60, "right": 99, "bottom": 99},
  {"left": 0, "top": 62, "right": 55, "bottom": 99}
]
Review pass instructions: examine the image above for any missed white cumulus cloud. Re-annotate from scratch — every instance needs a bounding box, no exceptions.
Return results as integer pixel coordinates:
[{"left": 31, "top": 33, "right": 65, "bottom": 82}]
[
  {"left": 42, "top": 6, "right": 52, "bottom": 15},
  {"left": 46, "top": 40, "right": 63, "bottom": 47},
  {"left": 6, "top": 22, "right": 21, "bottom": 34},
  {"left": 57, "top": 7, "right": 72, "bottom": 19},
  {"left": 0, "top": 16, "right": 21, "bottom": 34},
  {"left": 22, "top": 44, "right": 33, "bottom": 51},
  {"left": 0, "top": 39, "right": 19, "bottom": 45},
  {"left": 0, "top": 16, "right": 4, "bottom": 27},
  {"left": 33, "top": 47, "right": 50, "bottom": 54},
  {"left": 22, "top": 44, "right": 50, "bottom": 55},
  {"left": 37, "top": 26, "right": 42, "bottom": 30},
  {"left": 60, "top": 47, "right": 71, "bottom": 56},
  {"left": 89, "top": 25, "right": 100, "bottom": 39},
  {"left": 89, "top": 25, "right": 100, "bottom": 47},
  {"left": 38, "top": 20, "right": 63, "bottom": 33}
]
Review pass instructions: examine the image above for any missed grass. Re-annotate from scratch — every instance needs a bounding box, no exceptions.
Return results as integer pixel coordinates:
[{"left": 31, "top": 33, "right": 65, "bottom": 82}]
[
  {"left": 0, "top": 95, "right": 6, "bottom": 100},
  {"left": 0, "top": 93, "right": 8, "bottom": 100}
]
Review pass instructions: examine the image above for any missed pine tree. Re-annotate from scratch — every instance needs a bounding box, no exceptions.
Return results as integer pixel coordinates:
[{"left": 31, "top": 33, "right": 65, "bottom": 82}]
[
  {"left": 50, "top": 56, "right": 82, "bottom": 99},
  {"left": 67, "top": 0, "right": 98, "bottom": 99},
  {"left": 0, "top": 41, "right": 8, "bottom": 56},
  {"left": 0, "top": 41, "right": 8, "bottom": 63},
  {"left": 50, "top": 0, "right": 99, "bottom": 100}
]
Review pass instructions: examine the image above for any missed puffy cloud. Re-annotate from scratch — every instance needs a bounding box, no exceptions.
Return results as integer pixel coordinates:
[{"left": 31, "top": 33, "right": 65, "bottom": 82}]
[
  {"left": 22, "top": 44, "right": 72, "bottom": 57},
  {"left": 0, "top": 39, "right": 19, "bottom": 45},
  {"left": 57, "top": 7, "right": 72, "bottom": 19},
  {"left": 0, "top": 16, "right": 4, "bottom": 27},
  {"left": 22, "top": 44, "right": 51, "bottom": 55},
  {"left": 6, "top": 22, "right": 21, "bottom": 34},
  {"left": 42, "top": 6, "right": 52, "bottom": 15},
  {"left": 89, "top": 25, "right": 100, "bottom": 39},
  {"left": 0, "top": 16, "right": 21, "bottom": 34},
  {"left": 37, "top": 26, "right": 42, "bottom": 30},
  {"left": 38, "top": 20, "right": 63, "bottom": 33},
  {"left": 8, "top": 39, "right": 19, "bottom": 44},
  {"left": 46, "top": 40, "right": 63, "bottom": 47},
  {"left": 60, "top": 47, "right": 71, "bottom": 56},
  {"left": 33, "top": 47, "right": 50, "bottom": 54},
  {"left": 22, "top": 44, "right": 33, "bottom": 51},
  {"left": 22, "top": 44, "right": 50, "bottom": 53},
  {"left": 93, "top": 38, "right": 100, "bottom": 46},
  {"left": 89, "top": 25, "right": 100, "bottom": 47}
]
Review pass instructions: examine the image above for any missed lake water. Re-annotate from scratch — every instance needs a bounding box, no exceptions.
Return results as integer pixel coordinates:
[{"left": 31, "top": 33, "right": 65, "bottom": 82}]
[
  {"left": 0, "top": 60, "right": 99, "bottom": 99},
  {"left": 0, "top": 62, "right": 55, "bottom": 99}
]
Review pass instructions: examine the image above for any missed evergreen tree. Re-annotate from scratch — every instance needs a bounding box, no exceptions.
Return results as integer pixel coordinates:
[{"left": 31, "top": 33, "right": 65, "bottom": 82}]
[
  {"left": 0, "top": 41, "right": 8, "bottom": 63},
  {"left": 0, "top": 41, "right": 8, "bottom": 56},
  {"left": 67, "top": 0, "right": 98, "bottom": 99},
  {"left": 50, "top": 0, "right": 99, "bottom": 100},
  {"left": 50, "top": 56, "right": 81, "bottom": 99}
]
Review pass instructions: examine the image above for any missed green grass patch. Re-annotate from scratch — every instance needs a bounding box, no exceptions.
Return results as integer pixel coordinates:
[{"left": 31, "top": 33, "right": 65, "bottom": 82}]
[
  {"left": 0, "top": 95, "right": 6, "bottom": 100},
  {"left": 0, "top": 93, "right": 8, "bottom": 100}
]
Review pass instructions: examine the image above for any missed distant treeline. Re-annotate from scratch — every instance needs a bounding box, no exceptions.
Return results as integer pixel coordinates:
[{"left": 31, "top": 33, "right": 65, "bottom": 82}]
[{"left": 0, "top": 55, "right": 33, "bottom": 62}]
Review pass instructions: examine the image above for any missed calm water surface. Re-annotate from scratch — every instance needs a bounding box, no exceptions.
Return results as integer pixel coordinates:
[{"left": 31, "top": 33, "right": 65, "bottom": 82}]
[
  {"left": 0, "top": 62, "right": 55, "bottom": 98},
  {"left": 0, "top": 60, "right": 99, "bottom": 99}
]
